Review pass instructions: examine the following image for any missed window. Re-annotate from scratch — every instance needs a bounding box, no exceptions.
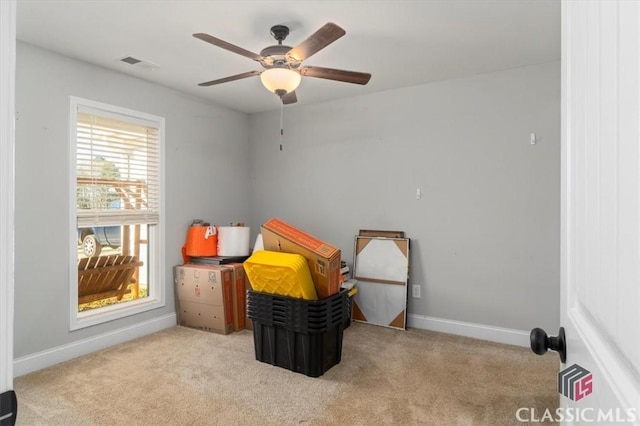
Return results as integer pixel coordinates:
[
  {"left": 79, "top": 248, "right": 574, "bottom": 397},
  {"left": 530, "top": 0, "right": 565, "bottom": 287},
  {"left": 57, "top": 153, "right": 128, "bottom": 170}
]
[{"left": 70, "top": 97, "right": 165, "bottom": 330}]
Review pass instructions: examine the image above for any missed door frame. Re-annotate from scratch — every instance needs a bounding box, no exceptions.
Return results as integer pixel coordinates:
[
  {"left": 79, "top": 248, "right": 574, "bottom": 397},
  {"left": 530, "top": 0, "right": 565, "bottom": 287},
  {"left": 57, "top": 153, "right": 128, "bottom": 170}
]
[{"left": 0, "top": 0, "right": 16, "bottom": 395}]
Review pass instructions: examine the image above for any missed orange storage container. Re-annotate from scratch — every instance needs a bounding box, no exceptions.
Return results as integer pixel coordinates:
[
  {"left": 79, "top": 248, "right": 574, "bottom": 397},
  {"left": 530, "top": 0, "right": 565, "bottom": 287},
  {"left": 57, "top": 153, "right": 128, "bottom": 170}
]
[{"left": 182, "top": 222, "right": 217, "bottom": 263}]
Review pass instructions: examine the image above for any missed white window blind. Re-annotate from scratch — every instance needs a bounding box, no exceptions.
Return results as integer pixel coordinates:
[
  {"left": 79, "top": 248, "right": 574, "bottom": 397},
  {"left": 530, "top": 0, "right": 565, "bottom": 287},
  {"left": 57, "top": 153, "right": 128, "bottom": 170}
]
[{"left": 76, "top": 106, "right": 160, "bottom": 228}]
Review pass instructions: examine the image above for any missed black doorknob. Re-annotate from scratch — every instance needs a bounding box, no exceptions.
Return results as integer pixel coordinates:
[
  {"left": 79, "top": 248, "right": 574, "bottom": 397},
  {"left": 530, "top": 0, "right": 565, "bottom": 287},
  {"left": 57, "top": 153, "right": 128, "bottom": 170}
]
[{"left": 530, "top": 327, "right": 566, "bottom": 363}]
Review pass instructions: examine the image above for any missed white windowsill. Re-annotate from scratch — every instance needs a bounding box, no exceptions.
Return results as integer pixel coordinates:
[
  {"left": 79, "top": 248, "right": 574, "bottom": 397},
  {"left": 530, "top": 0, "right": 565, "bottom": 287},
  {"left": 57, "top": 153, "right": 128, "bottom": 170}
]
[{"left": 71, "top": 297, "right": 166, "bottom": 331}]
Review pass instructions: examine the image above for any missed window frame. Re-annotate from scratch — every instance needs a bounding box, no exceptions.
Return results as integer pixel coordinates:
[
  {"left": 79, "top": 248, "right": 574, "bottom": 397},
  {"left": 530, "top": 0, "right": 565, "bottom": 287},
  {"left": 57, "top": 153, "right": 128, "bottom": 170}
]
[{"left": 69, "top": 97, "right": 166, "bottom": 331}]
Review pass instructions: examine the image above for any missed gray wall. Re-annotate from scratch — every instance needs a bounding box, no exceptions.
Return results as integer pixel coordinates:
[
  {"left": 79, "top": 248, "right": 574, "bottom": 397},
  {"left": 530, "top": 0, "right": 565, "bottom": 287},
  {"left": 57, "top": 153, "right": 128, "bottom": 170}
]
[
  {"left": 14, "top": 40, "right": 559, "bottom": 360},
  {"left": 14, "top": 42, "right": 251, "bottom": 357},
  {"left": 248, "top": 61, "right": 560, "bottom": 332}
]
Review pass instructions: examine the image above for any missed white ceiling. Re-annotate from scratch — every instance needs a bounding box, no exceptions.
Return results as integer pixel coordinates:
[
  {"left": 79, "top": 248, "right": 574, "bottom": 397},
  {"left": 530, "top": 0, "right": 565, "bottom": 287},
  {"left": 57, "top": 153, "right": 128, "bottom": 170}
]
[{"left": 16, "top": 0, "right": 560, "bottom": 115}]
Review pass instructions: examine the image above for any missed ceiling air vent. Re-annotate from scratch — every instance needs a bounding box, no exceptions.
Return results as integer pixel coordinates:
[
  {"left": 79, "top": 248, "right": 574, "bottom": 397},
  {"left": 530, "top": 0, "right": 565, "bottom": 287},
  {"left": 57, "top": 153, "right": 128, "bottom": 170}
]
[
  {"left": 119, "top": 56, "right": 160, "bottom": 70},
  {"left": 121, "top": 56, "right": 141, "bottom": 65}
]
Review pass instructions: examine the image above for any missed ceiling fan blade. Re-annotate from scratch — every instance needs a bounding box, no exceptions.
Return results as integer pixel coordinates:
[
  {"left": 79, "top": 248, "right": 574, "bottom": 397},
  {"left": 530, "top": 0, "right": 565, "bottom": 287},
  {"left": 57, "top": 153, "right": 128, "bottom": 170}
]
[
  {"left": 299, "top": 66, "right": 371, "bottom": 85},
  {"left": 286, "top": 23, "right": 346, "bottom": 62},
  {"left": 193, "top": 33, "right": 263, "bottom": 61},
  {"left": 198, "top": 70, "right": 261, "bottom": 87},
  {"left": 281, "top": 91, "right": 298, "bottom": 105}
]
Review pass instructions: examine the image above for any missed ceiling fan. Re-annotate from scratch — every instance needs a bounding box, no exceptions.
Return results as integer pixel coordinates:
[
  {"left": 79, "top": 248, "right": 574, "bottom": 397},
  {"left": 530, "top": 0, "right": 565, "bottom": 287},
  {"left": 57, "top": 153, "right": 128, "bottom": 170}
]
[{"left": 193, "top": 23, "right": 372, "bottom": 105}]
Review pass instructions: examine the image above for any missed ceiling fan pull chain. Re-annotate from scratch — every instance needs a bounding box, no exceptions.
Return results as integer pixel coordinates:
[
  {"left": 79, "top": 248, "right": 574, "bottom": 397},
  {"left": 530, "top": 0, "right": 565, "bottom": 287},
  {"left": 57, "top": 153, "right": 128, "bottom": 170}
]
[{"left": 279, "top": 101, "right": 284, "bottom": 151}]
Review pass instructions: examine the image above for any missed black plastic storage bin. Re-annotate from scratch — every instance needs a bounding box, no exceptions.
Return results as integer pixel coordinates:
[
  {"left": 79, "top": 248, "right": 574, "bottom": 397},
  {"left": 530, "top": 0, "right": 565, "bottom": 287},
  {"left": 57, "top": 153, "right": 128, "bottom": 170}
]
[
  {"left": 247, "top": 289, "right": 351, "bottom": 377},
  {"left": 247, "top": 288, "right": 351, "bottom": 332}
]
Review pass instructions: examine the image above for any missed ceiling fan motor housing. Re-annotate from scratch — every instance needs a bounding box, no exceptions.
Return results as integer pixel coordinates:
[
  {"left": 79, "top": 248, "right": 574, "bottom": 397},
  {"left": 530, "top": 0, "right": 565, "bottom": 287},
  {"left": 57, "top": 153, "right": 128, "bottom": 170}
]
[{"left": 259, "top": 45, "right": 299, "bottom": 69}]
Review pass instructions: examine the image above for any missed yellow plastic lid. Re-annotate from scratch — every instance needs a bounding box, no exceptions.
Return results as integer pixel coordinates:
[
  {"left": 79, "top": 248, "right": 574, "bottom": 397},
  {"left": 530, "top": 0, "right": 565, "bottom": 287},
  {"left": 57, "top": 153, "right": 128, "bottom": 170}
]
[{"left": 243, "top": 250, "right": 318, "bottom": 300}]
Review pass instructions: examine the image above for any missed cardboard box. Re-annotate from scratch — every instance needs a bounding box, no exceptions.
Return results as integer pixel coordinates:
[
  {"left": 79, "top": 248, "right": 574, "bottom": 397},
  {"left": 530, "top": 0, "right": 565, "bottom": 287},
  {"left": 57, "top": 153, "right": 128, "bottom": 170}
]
[
  {"left": 177, "top": 301, "right": 228, "bottom": 333},
  {"left": 173, "top": 264, "right": 234, "bottom": 334},
  {"left": 260, "top": 218, "right": 341, "bottom": 299},
  {"left": 223, "top": 263, "right": 247, "bottom": 331}
]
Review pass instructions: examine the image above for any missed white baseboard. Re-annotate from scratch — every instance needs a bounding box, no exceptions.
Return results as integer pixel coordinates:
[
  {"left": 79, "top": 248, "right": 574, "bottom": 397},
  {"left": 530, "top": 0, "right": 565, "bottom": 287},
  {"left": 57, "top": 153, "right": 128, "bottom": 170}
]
[
  {"left": 407, "top": 313, "right": 530, "bottom": 347},
  {"left": 14, "top": 313, "right": 176, "bottom": 377}
]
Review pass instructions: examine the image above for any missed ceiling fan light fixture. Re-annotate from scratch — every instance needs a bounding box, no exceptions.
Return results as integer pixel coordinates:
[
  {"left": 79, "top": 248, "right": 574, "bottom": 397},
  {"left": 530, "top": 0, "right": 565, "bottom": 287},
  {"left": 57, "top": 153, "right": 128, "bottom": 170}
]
[{"left": 260, "top": 68, "right": 301, "bottom": 96}]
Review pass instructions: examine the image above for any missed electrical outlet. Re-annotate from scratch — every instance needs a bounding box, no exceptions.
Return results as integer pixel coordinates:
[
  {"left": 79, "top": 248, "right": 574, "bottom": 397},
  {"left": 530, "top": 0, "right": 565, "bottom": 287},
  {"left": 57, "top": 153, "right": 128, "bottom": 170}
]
[{"left": 412, "top": 285, "right": 421, "bottom": 299}]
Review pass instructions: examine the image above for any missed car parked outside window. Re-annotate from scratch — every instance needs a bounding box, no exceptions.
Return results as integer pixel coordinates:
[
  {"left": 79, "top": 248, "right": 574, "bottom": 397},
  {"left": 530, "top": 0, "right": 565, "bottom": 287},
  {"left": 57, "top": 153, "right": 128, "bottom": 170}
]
[
  {"left": 78, "top": 225, "right": 121, "bottom": 257},
  {"left": 77, "top": 199, "right": 122, "bottom": 257}
]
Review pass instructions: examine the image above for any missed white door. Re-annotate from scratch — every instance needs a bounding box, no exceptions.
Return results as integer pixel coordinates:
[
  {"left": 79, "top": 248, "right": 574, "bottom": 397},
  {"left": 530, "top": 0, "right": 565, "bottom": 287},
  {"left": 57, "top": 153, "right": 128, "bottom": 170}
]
[{"left": 559, "top": 0, "right": 640, "bottom": 423}]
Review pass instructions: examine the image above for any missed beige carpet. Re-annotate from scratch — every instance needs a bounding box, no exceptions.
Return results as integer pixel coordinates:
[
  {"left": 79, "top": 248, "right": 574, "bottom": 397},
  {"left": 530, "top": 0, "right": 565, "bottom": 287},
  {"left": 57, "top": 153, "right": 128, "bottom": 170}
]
[{"left": 13, "top": 323, "right": 558, "bottom": 425}]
